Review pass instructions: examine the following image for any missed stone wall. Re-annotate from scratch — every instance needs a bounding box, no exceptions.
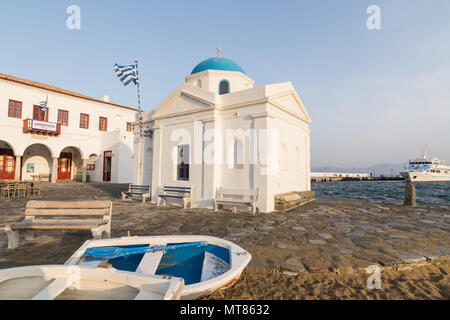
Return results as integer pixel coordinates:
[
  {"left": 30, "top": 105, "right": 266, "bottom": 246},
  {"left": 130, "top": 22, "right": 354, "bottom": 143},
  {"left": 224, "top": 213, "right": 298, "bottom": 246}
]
[{"left": 274, "top": 191, "right": 315, "bottom": 211}]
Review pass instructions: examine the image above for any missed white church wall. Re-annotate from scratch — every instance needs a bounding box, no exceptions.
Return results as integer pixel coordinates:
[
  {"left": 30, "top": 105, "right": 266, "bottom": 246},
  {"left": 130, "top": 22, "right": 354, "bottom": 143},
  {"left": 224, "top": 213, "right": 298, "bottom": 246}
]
[
  {"left": 151, "top": 120, "right": 201, "bottom": 205},
  {"left": 267, "top": 116, "right": 309, "bottom": 196},
  {"left": 219, "top": 115, "right": 255, "bottom": 191}
]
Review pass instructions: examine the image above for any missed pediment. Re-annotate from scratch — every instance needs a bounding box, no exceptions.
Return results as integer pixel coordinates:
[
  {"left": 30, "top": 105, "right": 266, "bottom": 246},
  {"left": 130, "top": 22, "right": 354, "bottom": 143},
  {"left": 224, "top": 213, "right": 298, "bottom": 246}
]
[
  {"left": 152, "top": 91, "right": 212, "bottom": 119},
  {"left": 270, "top": 92, "right": 311, "bottom": 123}
]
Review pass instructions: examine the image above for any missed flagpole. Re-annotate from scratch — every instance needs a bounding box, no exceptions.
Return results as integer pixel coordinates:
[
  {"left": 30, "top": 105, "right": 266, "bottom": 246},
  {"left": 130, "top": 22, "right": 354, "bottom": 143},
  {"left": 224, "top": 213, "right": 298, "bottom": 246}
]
[
  {"left": 135, "top": 60, "right": 143, "bottom": 137},
  {"left": 135, "top": 60, "right": 143, "bottom": 185}
]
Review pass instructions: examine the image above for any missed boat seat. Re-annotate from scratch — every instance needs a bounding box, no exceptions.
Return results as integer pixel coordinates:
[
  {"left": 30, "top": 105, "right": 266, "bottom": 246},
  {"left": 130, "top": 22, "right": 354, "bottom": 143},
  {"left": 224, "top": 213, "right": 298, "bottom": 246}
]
[
  {"left": 32, "top": 277, "right": 74, "bottom": 300},
  {"left": 136, "top": 251, "right": 164, "bottom": 274}
]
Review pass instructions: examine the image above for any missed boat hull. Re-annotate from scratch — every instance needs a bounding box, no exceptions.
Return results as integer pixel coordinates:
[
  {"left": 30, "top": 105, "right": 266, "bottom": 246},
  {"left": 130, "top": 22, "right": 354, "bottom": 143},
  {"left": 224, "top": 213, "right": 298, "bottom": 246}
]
[
  {"left": 65, "top": 235, "right": 252, "bottom": 300},
  {"left": 400, "top": 171, "right": 450, "bottom": 182},
  {"left": 0, "top": 265, "right": 184, "bottom": 300}
]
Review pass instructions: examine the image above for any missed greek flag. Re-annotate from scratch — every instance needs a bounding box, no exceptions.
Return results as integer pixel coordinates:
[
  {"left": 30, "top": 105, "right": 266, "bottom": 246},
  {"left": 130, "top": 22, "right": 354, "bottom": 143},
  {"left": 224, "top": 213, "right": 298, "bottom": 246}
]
[
  {"left": 114, "top": 63, "right": 139, "bottom": 86},
  {"left": 39, "top": 96, "right": 48, "bottom": 112}
]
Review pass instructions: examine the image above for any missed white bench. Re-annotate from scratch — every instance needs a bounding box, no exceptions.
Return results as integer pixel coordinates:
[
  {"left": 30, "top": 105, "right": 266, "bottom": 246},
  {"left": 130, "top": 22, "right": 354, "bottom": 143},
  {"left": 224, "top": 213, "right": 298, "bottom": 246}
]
[
  {"left": 157, "top": 186, "right": 194, "bottom": 209},
  {"left": 121, "top": 184, "right": 151, "bottom": 203},
  {"left": 4, "top": 200, "right": 112, "bottom": 249},
  {"left": 214, "top": 188, "right": 259, "bottom": 214}
]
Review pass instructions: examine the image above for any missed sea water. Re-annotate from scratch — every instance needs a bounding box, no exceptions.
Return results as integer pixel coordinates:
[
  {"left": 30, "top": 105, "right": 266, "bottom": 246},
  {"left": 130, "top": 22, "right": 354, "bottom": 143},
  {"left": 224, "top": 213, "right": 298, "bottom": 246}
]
[{"left": 311, "top": 180, "right": 450, "bottom": 206}]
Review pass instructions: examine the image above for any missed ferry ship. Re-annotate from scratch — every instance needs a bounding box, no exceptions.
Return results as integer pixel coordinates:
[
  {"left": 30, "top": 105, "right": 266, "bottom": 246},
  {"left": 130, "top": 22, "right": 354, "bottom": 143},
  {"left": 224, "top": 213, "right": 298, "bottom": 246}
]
[{"left": 400, "top": 151, "right": 450, "bottom": 182}]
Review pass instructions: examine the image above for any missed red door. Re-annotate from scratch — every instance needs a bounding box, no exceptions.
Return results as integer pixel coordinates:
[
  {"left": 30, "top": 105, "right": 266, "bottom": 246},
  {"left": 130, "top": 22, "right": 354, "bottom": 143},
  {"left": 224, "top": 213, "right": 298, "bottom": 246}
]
[
  {"left": 57, "top": 153, "right": 72, "bottom": 180},
  {"left": 103, "top": 151, "right": 112, "bottom": 182},
  {"left": 0, "top": 155, "right": 15, "bottom": 180}
]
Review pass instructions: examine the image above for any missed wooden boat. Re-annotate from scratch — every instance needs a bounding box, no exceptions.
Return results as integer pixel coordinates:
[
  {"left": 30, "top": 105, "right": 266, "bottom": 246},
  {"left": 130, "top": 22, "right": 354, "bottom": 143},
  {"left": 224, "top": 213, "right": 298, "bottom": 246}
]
[
  {"left": 0, "top": 265, "right": 184, "bottom": 300},
  {"left": 65, "top": 235, "right": 252, "bottom": 300}
]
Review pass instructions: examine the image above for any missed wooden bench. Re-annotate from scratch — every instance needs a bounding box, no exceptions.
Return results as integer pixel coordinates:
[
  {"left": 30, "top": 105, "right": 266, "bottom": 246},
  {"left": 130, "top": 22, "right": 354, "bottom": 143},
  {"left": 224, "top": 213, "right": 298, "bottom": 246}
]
[
  {"left": 4, "top": 200, "right": 112, "bottom": 249},
  {"left": 214, "top": 188, "right": 259, "bottom": 214},
  {"left": 32, "top": 173, "right": 51, "bottom": 182},
  {"left": 121, "top": 184, "right": 151, "bottom": 203},
  {"left": 157, "top": 186, "right": 193, "bottom": 209}
]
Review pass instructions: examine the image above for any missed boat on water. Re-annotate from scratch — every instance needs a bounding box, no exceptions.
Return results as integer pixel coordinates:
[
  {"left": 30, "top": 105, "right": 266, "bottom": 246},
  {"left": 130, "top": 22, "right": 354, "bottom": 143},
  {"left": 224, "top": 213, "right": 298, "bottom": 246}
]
[
  {"left": 64, "top": 235, "right": 252, "bottom": 300},
  {"left": 400, "top": 149, "right": 450, "bottom": 182},
  {"left": 0, "top": 265, "right": 184, "bottom": 300}
]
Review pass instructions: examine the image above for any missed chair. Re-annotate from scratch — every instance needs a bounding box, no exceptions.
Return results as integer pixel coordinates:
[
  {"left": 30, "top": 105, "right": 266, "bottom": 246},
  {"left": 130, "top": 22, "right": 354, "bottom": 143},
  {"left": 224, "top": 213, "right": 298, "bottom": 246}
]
[
  {"left": 15, "top": 183, "right": 28, "bottom": 198},
  {"left": 1, "top": 183, "right": 16, "bottom": 199},
  {"left": 28, "top": 182, "right": 41, "bottom": 197}
]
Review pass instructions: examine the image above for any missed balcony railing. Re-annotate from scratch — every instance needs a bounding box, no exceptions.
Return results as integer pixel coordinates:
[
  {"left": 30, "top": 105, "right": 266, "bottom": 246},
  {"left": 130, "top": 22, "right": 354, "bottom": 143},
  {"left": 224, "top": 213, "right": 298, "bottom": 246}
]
[{"left": 23, "top": 118, "right": 61, "bottom": 136}]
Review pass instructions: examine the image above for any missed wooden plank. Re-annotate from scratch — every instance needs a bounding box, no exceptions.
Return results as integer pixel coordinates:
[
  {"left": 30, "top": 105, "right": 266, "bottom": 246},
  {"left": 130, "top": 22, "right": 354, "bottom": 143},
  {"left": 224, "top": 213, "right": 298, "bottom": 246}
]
[
  {"left": 26, "top": 200, "right": 111, "bottom": 209},
  {"left": 32, "top": 277, "right": 73, "bottom": 300},
  {"left": 25, "top": 208, "right": 110, "bottom": 216},
  {"left": 136, "top": 251, "right": 163, "bottom": 274},
  {"left": 159, "top": 195, "right": 184, "bottom": 199},
  {"left": 163, "top": 189, "right": 191, "bottom": 193},
  {"left": 164, "top": 186, "right": 191, "bottom": 190},
  {"left": 220, "top": 188, "right": 257, "bottom": 196},
  {"left": 10, "top": 219, "right": 106, "bottom": 230},
  {"left": 216, "top": 199, "right": 254, "bottom": 205}
]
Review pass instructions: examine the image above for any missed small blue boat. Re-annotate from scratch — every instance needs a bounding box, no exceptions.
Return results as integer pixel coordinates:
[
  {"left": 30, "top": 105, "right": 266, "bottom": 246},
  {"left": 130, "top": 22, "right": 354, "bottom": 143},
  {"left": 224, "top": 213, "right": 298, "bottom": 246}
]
[{"left": 65, "top": 235, "right": 252, "bottom": 299}]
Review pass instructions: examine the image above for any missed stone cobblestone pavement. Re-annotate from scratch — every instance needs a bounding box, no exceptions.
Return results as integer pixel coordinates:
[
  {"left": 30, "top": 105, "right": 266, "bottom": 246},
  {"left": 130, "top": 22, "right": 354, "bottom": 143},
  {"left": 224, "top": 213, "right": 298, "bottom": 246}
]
[{"left": 0, "top": 182, "right": 449, "bottom": 276}]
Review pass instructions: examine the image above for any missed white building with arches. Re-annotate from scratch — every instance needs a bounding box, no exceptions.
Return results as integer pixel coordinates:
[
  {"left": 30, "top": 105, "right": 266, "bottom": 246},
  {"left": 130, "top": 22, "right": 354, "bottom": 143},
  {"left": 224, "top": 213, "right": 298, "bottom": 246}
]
[
  {"left": 0, "top": 73, "right": 137, "bottom": 183},
  {"left": 134, "top": 53, "right": 312, "bottom": 213}
]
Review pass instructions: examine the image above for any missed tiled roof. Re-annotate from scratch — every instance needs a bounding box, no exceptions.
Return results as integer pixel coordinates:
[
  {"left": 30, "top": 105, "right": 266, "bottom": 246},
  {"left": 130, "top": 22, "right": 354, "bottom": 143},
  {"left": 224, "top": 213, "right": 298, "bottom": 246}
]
[{"left": 0, "top": 72, "right": 138, "bottom": 112}]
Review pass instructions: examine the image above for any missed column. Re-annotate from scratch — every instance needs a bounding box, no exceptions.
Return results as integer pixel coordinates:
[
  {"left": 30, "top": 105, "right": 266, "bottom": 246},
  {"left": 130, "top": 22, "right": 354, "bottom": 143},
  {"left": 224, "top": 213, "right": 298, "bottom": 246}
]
[
  {"left": 81, "top": 159, "right": 88, "bottom": 183},
  {"left": 252, "top": 115, "right": 271, "bottom": 213},
  {"left": 202, "top": 119, "right": 218, "bottom": 204},
  {"left": 51, "top": 157, "right": 58, "bottom": 183},
  {"left": 150, "top": 125, "right": 163, "bottom": 203},
  {"left": 14, "top": 155, "right": 22, "bottom": 181}
]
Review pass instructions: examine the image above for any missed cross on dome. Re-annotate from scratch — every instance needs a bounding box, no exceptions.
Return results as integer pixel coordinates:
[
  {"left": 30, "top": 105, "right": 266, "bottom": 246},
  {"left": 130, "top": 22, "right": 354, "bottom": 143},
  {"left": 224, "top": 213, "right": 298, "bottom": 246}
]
[{"left": 216, "top": 45, "right": 222, "bottom": 57}]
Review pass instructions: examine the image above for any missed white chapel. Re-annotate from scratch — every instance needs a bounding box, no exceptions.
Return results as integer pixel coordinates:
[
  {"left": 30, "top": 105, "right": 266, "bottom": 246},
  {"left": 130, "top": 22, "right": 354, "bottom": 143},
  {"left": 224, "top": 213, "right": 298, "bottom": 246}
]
[{"left": 133, "top": 49, "right": 312, "bottom": 213}]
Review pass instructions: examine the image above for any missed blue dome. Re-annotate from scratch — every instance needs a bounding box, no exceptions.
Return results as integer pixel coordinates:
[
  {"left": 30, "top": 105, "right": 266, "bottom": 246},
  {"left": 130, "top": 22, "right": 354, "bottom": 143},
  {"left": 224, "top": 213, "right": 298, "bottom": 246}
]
[{"left": 191, "top": 57, "right": 246, "bottom": 75}]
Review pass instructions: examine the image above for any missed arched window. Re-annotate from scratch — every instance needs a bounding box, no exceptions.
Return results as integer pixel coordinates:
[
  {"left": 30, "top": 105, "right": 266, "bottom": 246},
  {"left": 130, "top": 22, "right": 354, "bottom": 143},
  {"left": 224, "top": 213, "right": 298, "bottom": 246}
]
[
  {"left": 219, "top": 80, "right": 230, "bottom": 95},
  {"left": 196, "top": 79, "right": 202, "bottom": 88}
]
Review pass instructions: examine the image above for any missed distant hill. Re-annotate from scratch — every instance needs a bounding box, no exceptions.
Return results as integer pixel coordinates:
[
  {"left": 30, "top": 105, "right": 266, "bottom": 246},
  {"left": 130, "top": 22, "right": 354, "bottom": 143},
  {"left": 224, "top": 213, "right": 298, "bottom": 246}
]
[{"left": 311, "top": 163, "right": 406, "bottom": 177}]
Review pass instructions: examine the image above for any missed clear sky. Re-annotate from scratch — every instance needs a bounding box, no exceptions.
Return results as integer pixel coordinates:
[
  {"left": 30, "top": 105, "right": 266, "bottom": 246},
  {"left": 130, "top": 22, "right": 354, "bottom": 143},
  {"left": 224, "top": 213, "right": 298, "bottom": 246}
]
[{"left": 1, "top": 0, "right": 449, "bottom": 168}]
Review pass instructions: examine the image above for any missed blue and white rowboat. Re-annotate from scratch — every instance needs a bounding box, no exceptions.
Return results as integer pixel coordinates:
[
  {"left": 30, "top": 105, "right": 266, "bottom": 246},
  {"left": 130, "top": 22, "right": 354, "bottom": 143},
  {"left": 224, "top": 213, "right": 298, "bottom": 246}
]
[{"left": 64, "top": 235, "right": 252, "bottom": 300}]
